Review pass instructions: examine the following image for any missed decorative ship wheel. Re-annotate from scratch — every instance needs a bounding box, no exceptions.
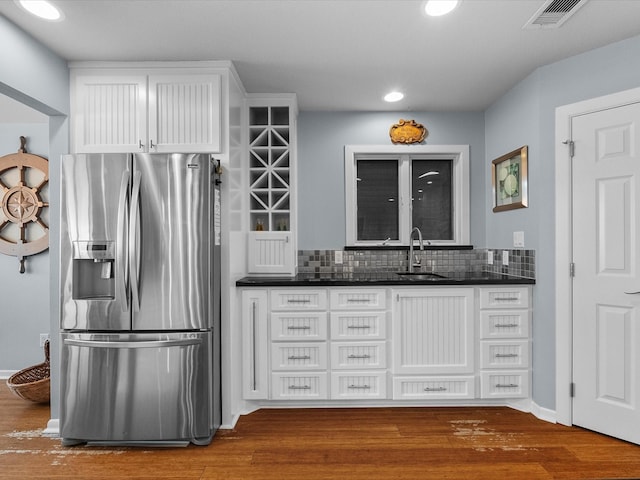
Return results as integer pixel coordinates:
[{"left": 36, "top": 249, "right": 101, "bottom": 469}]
[{"left": 0, "top": 137, "right": 49, "bottom": 273}]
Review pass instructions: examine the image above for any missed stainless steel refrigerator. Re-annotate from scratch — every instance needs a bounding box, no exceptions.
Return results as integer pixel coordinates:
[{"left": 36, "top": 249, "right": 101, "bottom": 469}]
[{"left": 59, "top": 153, "right": 221, "bottom": 446}]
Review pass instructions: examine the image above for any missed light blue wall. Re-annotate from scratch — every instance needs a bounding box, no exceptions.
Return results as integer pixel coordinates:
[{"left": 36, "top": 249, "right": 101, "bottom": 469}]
[
  {"left": 485, "top": 34, "right": 640, "bottom": 410},
  {"left": 297, "top": 111, "right": 486, "bottom": 249},
  {"left": 0, "top": 15, "right": 69, "bottom": 419},
  {"left": 0, "top": 124, "right": 50, "bottom": 372}
]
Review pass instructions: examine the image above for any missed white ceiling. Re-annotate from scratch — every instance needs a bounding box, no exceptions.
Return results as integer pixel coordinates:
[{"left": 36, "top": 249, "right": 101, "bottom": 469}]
[{"left": 2, "top": 0, "right": 640, "bottom": 112}]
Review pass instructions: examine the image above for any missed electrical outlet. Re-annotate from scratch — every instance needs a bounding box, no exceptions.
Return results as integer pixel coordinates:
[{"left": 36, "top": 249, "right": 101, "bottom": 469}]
[
  {"left": 39, "top": 333, "right": 49, "bottom": 347},
  {"left": 334, "top": 250, "right": 343, "bottom": 265},
  {"left": 487, "top": 250, "right": 494, "bottom": 265},
  {"left": 513, "top": 231, "right": 525, "bottom": 248},
  {"left": 502, "top": 250, "right": 509, "bottom": 266}
]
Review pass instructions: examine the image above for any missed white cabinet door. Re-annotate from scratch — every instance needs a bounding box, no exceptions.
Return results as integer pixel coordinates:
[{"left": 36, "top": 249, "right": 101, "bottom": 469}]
[
  {"left": 148, "top": 74, "right": 221, "bottom": 153},
  {"left": 73, "top": 74, "right": 147, "bottom": 153},
  {"left": 241, "top": 290, "right": 269, "bottom": 400},
  {"left": 247, "top": 232, "right": 295, "bottom": 275},
  {"left": 72, "top": 71, "right": 221, "bottom": 154},
  {"left": 393, "top": 288, "right": 474, "bottom": 375}
]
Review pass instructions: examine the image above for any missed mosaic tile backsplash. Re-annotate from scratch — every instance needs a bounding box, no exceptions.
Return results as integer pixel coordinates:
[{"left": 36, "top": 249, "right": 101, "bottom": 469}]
[{"left": 297, "top": 248, "right": 535, "bottom": 279}]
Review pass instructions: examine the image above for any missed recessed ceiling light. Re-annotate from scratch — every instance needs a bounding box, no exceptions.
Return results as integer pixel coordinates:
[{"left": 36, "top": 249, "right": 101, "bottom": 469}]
[
  {"left": 424, "top": 0, "right": 459, "bottom": 17},
  {"left": 16, "top": 0, "right": 63, "bottom": 21},
  {"left": 384, "top": 91, "right": 404, "bottom": 103}
]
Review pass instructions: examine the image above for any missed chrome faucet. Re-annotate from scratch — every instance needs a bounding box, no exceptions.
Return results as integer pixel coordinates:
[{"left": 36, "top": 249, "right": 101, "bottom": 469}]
[{"left": 408, "top": 227, "right": 424, "bottom": 273}]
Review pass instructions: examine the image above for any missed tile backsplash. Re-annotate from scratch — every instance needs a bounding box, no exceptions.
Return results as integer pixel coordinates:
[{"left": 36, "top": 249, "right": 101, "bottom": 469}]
[{"left": 298, "top": 248, "right": 535, "bottom": 279}]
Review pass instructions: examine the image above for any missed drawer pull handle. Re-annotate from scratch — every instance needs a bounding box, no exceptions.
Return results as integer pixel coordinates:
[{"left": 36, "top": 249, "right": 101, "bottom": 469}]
[
  {"left": 347, "top": 298, "right": 372, "bottom": 303},
  {"left": 348, "top": 384, "right": 371, "bottom": 389},
  {"left": 288, "top": 385, "right": 312, "bottom": 390},
  {"left": 287, "top": 326, "right": 311, "bottom": 330},
  {"left": 347, "top": 354, "right": 371, "bottom": 359},
  {"left": 288, "top": 355, "right": 311, "bottom": 360},
  {"left": 347, "top": 325, "right": 371, "bottom": 329},
  {"left": 495, "top": 383, "right": 518, "bottom": 388},
  {"left": 495, "top": 297, "right": 519, "bottom": 302},
  {"left": 495, "top": 323, "right": 518, "bottom": 328},
  {"left": 424, "top": 386, "right": 447, "bottom": 392},
  {"left": 495, "top": 353, "right": 519, "bottom": 358},
  {"left": 287, "top": 299, "right": 311, "bottom": 304}
]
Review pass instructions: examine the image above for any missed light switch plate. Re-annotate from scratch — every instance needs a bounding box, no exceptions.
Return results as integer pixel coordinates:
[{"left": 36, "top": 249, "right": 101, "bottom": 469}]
[
  {"left": 513, "top": 231, "right": 525, "bottom": 248},
  {"left": 334, "top": 250, "right": 343, "bottom": 265},
  {"left": 502, "top": 250, "right": 509, "bottom": 266},
  {"left": 487, "top": 250, "right": 494, "bottom": 265}
]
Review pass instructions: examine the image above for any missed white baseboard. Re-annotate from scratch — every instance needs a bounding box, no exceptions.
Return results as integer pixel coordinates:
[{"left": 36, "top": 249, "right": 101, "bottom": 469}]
[
  {"left": 44, "top": 418, "right": 59, "bottom": 436},
  {"left": 530, "top": 401, "right": 557, "bottom": 424}
]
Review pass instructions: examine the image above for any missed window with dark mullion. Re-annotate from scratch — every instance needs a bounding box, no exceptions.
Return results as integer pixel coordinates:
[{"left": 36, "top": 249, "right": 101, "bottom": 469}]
[
  {"left": 411, "top": 159, "right": 453, "bottom": 240},
  {"left": 356, "top": 159, "right": 399, "bottom": 241}
]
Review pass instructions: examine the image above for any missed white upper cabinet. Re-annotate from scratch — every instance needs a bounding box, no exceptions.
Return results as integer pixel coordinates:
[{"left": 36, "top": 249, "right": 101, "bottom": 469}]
[{"left": 71, "top": 68, "right": 221, "bottom": 153}]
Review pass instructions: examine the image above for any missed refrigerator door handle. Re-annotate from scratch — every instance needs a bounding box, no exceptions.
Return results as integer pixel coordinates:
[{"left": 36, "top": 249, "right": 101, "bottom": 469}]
[
  {"left": 116, "top": 170, "right": 130, "bottom": 312},
  {"left": 63, "top": 338, "right": 203, "bottom": 349},
  {"left": 129, "top": 171, "right": 142, "bottom": 312}
]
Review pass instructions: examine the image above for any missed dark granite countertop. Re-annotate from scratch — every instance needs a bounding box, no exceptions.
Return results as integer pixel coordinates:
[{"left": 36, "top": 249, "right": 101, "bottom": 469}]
[{"left": 236, "top": 271, "right": 535, "bottom": 287}]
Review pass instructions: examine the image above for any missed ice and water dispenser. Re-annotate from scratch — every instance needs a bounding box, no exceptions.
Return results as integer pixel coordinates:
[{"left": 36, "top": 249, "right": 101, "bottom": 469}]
[{"left": 72, "top": 241, "right": 115, "bottom": 299}]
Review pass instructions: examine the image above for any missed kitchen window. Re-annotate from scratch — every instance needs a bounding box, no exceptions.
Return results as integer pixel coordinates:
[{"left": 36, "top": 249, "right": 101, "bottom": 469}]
[{"left": 345, "top": 145, "right": 470, "bottom": 246}]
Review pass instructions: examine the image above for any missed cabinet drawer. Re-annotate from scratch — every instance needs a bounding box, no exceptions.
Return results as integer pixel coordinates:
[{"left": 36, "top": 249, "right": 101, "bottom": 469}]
[
  {"left": 480, "top": 370, "right": 530, "bottom": 399},
  {"left": 270, "top": 342, "right": 327, "bottom": 371},
  {"left": 479, "top": 287, "right": 530, "bottom": 309},
  {"left": 480, "top": 340, "right": 529, "bottom": 369},
  {"left": 271, "top": 312, "right": 328, "bottom": 341},
  {"left": 330, "top": 372, "right": 387, "bottom": 400},
  {"left": 330, "top": 312, "right": 387, "bottom": 340},
  {"left": 270, "top": 289, "right": 327, "bottom": 311},
  {"left": 271, "top": 373, "right": 328, "bottom": 400},
  {"left": 330, "top": 289, "right": 386, "bottom": 310},
  {"left": 480, "top": 310, "right": 530, "bottom": 339},
  {"left": 392, "top": 376, "right": 475, "bottom": 400},
  {"left": 330, "top": 342, "right": 387, "bottom": 369}
]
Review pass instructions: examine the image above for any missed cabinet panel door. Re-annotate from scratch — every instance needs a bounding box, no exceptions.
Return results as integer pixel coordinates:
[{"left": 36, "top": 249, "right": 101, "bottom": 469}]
[
  {"left": 271, "top": 312, "right": 327, "bottom": 341},
  {"left": 393, "top": 288, "right": 474, "bottom": 374},
  {"left": 148, "top": 74, "right": 221, "bottom": 153},
  {"left": 330, "top": 372, "right": 387, "bottom": 399},
  {"left": 241, "top": 290, "right": 269, "bottom": 400},
  {"left": 271, "top": 373, "right": 328, "bottom": 400},
  {"left": 73, "top": 74, "right": 147, "bottom": 153}
]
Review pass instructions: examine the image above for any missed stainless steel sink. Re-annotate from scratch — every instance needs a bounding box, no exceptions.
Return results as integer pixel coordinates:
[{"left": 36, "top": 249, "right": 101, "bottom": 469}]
[{"left": 396, "top": 272, "right": 447, "bottom": 281}]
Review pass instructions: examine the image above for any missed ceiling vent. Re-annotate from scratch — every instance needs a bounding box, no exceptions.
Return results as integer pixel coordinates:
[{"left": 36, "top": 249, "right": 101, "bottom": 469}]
[{"left": 523, "top": 0, "right": 589, "bottom": 29}]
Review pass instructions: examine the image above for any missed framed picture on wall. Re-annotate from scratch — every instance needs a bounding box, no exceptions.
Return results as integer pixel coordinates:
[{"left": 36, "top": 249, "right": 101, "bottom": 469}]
[{"left": 491, "top": 145, "right": 528, "bottom": 212}]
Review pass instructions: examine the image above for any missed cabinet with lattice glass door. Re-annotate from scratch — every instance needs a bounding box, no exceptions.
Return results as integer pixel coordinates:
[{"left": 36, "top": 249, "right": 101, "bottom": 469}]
[{"left": 246, "top": 96, "right": 297, "bottom": 275}]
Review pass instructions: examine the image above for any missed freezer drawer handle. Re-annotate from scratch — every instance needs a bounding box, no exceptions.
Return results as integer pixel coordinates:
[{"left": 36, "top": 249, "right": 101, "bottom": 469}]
[{"left": 63, "top": 338, "right": 202, "bottom": 349}]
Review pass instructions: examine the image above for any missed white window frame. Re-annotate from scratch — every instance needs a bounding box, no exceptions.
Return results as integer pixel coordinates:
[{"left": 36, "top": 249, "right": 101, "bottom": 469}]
[{"left": 345, "top": 144, "right": 470, "bottom": 246}]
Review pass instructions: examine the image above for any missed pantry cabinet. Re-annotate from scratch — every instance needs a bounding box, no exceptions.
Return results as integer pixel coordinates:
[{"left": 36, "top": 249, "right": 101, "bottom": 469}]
[{"left": 70, "top": 67, "right": 221, "bottom": 153}]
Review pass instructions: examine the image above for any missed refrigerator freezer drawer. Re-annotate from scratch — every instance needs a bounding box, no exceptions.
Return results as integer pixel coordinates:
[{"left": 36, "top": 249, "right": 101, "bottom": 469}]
[{"left": 60, "top": 332, "right": 213, "bottom": 445}]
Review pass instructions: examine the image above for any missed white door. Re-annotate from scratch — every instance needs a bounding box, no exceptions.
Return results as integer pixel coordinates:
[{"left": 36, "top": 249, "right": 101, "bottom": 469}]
[{"left": 572, "top": 101, "right": 640, "bottom": 444}]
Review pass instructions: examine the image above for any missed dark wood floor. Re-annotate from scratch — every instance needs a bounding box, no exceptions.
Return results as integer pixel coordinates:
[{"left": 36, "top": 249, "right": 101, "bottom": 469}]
[{"left": 2, "top": 384, "right": 640, "bottom": 479}]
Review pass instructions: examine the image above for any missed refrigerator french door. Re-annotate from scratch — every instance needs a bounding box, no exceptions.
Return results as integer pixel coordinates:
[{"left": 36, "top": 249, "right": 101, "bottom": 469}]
[{"left": 59, "top": 153, "right": 220, "bottom": 446}]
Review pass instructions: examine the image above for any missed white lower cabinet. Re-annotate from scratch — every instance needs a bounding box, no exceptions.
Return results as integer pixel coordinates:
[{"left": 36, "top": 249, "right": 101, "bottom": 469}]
[
  {"left": 478, "top": 286, "right": 532, "bottom": 399},
  {"left": 331, "top": 371, "right": 387, "bottom": 400},
  {"left": 272, "top": 373, "right": 328, "bottom": 400},
  {"left": 240, "top": 285, "right": 532, "bottom": 405},
  {"left": 393, "top": 376, "right": 475, "bottom": 400}
]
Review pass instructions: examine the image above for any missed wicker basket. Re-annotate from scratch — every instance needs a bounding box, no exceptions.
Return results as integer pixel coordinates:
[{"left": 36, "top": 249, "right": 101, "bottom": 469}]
[{"left": 6, "top": 340, "right": 50, "bottom": 404}]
